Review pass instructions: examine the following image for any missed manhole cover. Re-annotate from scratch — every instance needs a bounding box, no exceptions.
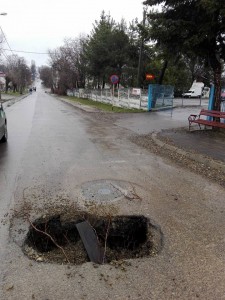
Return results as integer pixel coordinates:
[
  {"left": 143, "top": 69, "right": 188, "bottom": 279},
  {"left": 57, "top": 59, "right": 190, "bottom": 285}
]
[{"left": 81, "top": 180, "right": 126, "bottom": 202}]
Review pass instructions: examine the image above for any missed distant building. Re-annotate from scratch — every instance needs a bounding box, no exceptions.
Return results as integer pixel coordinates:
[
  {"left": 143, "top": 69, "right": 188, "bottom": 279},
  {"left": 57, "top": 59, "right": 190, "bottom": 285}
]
[{"left": 0, "top": 72, "right": 6, "bottom": 90}]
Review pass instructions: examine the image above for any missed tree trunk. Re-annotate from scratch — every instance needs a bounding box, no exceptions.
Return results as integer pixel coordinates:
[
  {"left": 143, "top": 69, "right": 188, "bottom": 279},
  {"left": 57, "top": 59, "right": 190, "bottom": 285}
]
[
  {"left": 213, "top": 63, "right": 221, "bottom": 111},
  {"left": 102, "top": 76, "right": 105, "bottom": 89},
  {"left": 210, "top": 54, "right": 222, "bottom": 111},
  {"left": 158, "top": 60, "right": 168, "bottom": 85}
]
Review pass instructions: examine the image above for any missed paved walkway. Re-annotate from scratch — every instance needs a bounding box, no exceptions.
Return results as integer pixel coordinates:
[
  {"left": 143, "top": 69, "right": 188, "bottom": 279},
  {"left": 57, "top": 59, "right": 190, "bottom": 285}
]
[
  {"left": 1, "top": 93, "right": 28, "bottom": 108},
  {"left": 1, "top": 93, "right": 19, "bottom": 101},
  {"left": 157, "top": 128, "right": 225, "bottom": 163}
]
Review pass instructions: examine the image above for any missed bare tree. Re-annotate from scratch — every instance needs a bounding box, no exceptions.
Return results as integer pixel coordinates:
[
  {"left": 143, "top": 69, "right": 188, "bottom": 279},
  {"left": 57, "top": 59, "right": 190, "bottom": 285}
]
[
  {"left": 48, "top": 35, "right": 88, "bottom": 95},
  {"left": 4, "top": 55, "right": 31, "bottom": 93}
]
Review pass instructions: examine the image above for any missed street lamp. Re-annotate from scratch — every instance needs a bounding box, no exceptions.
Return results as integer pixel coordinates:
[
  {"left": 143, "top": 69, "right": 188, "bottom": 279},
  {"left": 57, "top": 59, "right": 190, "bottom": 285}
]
[{"left": 0, "top": 12, "right": 7, "bottom": 100}]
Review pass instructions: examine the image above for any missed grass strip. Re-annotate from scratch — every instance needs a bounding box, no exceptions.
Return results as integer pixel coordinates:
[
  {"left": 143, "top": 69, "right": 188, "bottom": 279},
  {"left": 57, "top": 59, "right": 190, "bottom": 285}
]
[{"left": 62, "top": 96, "right": 146, "bottom": 113}]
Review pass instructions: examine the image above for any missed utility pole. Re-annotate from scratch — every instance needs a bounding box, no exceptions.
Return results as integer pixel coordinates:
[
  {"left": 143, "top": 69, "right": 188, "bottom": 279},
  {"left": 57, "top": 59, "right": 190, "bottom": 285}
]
[
  {"left": 0, "top": 12, "right": 7, "bottom": 100},
  {"left": 137, "top": 8, "right": 147, "bottom": 88}
]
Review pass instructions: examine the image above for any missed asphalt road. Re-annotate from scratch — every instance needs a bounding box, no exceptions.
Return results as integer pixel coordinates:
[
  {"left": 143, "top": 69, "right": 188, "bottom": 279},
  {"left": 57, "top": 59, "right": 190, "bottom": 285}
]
[{"left": 0, "top": 87, "right": 225, "bottom": 299}]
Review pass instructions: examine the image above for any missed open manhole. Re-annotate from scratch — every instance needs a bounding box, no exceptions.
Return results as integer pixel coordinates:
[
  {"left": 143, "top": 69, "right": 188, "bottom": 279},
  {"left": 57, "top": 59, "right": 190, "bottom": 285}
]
[{"left": 23, "top": 214, "right": 163, "bottom": 265}]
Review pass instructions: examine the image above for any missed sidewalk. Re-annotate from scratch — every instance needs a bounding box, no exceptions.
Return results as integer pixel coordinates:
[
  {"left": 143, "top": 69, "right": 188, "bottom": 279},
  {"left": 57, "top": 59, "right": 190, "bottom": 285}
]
[
  {"left": 147, "top": 127, "right": 225, "bottom": 188},
  {"left": 1, "top": 93, "right": 16, "bottom": 101},
  {"left": 130, "top": 125, "right": 225, "bottom": 190},
  {"left": 156, "top": 128, "right": 225, "bottom": 163},
  {"left": 1, "top": 93, "right": 28, "bottom": 108}
]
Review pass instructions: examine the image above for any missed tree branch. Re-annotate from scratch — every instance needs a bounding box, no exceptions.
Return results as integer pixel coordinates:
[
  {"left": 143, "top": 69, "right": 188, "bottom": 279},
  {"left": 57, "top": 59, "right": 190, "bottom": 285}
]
[{"left": 27, "top": 217, "right": 70, "bottom": 264}]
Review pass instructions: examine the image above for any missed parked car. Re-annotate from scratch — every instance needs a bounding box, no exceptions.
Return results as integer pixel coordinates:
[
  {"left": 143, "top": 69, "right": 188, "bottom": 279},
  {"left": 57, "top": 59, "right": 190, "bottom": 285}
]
[{"left": 0, "top": 102, "right": 7, "bottom": 143}]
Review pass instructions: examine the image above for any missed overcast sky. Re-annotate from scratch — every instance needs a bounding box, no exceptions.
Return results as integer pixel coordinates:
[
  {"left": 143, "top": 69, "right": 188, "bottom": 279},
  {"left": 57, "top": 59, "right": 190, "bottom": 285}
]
[{"left": 0, "top": 0, "right": 145, "bottom": 67}]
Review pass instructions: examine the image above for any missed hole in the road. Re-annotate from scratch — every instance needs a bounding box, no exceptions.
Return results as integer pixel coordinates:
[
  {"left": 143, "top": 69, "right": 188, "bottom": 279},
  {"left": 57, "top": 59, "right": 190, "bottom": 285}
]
[{"left": 23, "top": 214, "right": 163, "bottom": 265}]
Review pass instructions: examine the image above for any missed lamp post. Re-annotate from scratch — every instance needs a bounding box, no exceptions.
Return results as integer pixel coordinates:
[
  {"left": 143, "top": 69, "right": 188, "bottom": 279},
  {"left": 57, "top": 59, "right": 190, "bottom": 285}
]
[
  {"left": 0, "top": 12, "right": 7, "bottom": 100},
  {"left": 137, "top": 8, "right": 147, "bottom": 88}
]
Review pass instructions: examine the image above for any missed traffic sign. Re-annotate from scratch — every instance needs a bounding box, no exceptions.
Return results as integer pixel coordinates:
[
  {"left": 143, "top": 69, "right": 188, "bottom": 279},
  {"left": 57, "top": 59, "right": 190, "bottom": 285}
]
[
  {"left": 110, "top": 75, "right": 119, "bottom": 85},
  {"left": 146, "top": 74, "right": 155, "bottom": 80}
]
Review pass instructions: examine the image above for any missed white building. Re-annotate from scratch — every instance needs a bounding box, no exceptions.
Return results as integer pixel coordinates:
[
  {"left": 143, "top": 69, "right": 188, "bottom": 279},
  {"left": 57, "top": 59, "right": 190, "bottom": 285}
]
[{"left": 0, "top": 71, "right": 6, "bottom": 91}]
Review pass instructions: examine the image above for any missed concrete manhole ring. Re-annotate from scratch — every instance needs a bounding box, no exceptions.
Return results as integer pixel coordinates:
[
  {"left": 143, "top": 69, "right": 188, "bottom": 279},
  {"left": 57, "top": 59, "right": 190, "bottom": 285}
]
[{"left": 81, "top": 179, "right": 134, "bottom": 202}]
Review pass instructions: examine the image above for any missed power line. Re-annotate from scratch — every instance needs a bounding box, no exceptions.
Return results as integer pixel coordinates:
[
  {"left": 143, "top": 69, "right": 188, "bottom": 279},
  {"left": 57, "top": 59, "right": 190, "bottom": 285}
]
[
  {"left": 0, "top": 26, "right": 14, "bottom": 55},
  {"left": 2, "top": 48, "right": 49, "bottom": 55},
  {"left": 0, "top": 49, "right": 10, "bottom": 62},
  {"left": 0, "top": 26, "right": 49, "bottom": 56}
]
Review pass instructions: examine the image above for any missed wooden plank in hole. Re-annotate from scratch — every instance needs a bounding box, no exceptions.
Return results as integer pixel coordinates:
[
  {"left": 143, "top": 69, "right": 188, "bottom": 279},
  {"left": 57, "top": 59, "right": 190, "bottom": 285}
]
[{"left": 76, "top": 221, "right": 104, "bottom": 264}]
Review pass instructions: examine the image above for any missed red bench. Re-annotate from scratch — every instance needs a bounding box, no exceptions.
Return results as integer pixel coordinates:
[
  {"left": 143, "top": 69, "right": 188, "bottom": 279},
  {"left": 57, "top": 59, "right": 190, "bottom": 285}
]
[{"left": 188, "top": 109, "right": 225, "bottom": 130}]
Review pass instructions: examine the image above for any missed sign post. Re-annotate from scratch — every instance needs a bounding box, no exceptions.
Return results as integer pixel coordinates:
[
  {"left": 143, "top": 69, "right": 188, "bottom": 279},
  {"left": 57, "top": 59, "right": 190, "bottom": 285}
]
[{"left": 110, "top": 75, "right": 119, "bottom": 108}]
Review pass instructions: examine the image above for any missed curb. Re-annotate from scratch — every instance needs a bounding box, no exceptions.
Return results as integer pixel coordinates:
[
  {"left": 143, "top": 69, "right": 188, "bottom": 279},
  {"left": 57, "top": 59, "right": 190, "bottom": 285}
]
[
  {"left": 54, "top": 96, "right": 101, "bottom": 113},
  {"left": 2, "top": 94, "right": 29, "bottom": 108},
  {"left": 151, "top": 132, "right": 225, "bottom": 173}
]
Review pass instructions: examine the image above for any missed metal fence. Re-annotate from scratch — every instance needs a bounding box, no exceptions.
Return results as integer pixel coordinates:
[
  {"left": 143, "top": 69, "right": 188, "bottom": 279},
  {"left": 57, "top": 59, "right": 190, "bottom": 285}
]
[
  {"left": 148, "top": 84, "right": 174, "bottom": 111},
  {"left": 67, "top": 86, "right": 210, "bottom": 112},
  {"left": 67, "top": 88, "right": 148, "bottom": 110}
]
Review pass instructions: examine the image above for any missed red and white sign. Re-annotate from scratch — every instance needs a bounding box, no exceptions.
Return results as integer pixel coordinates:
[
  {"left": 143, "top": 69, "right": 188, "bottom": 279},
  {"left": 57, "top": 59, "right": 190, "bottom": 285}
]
[
  {"left": 132, "top": 88, "right": 141, "bottom": 95},
  {"left": 110, "top": 74, "right": 119, "bottom": 85}
]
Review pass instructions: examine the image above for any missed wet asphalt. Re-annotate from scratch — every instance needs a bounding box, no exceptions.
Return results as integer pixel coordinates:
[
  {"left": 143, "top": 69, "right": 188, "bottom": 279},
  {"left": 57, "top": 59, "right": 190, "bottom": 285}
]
[{"left": 0, "top": 86, "right": 225, "bottom": 299}]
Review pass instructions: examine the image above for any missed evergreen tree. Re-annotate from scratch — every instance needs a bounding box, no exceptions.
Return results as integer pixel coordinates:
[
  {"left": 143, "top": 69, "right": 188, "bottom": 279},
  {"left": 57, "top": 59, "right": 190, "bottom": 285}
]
[
  {"left": 144, "top": 0, "right": 225, "bottom": 109},
  {"left": 85, "top": 12, "right": 132, "bottom": 88}
]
